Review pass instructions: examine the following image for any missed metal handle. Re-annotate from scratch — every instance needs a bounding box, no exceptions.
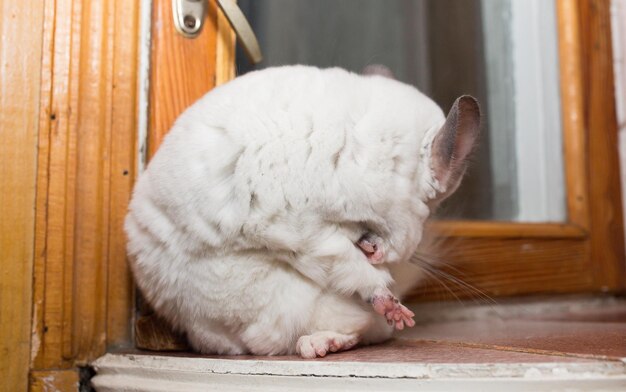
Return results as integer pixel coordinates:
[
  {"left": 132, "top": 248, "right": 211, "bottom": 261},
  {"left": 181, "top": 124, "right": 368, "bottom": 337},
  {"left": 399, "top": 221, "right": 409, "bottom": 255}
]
[
  {"left": 216, "top": 0, "right": 263, "bottom": 64},
  {"left": 172, "top": 0, "right": 206, "bottom": 38},
  {"left": 172, "top": 0, "right": 263, "bottom": 64}
]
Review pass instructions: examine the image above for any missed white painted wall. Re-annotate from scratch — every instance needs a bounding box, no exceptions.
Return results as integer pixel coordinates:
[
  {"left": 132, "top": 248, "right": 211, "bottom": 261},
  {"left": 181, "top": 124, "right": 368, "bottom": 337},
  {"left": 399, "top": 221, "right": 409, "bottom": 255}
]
[
  {"left": 137, "top": 0, "right": 152, "bottom": 173},
  {"left": 612, "top": 0, "right": 626, "bottom": 242}
]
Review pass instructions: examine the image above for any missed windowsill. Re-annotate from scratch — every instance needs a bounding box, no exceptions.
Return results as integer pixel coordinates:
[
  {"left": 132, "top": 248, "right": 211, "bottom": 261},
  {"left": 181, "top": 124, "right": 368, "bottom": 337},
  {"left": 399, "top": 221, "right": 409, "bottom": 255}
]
[{"left": 91, "top": 296, "right": 626, "bottom": 391}]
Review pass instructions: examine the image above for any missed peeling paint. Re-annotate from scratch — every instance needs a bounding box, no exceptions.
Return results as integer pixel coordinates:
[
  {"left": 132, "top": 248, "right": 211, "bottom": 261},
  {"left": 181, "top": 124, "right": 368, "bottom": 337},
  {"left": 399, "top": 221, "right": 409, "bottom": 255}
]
[
  {"left": 90, "top": 353, "right": 626, "bottom": 392},
  {"left": 41, "top": 375, "right": 74, "bottom": 392},
  {"left": 523, "top": 368, "right": 542, "bottom": 378},
  {"left": 42, "top": 375, "right": 56, "bottom": 392},
  {"left": 30, "top": 302, "right": 41, "bottom": 365},
  {"left": 137, "top": 0, "right": 152, "bottom": 174}
]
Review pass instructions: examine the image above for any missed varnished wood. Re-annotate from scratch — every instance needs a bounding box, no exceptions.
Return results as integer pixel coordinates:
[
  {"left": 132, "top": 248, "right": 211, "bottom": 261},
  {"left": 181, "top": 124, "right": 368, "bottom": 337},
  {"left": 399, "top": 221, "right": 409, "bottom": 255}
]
[
  {"left": 216, "top": 4, "right": 237, "bottom": 86},
  {"left": 29, "top": 370, "right": 79, "bottom": 392},
  {"left": 410, "top": 237, "right": 591, "bottom": 301},
  {"left": 558, "top": 0, "right": 590, "bottom": 229},
  {"left": 0, "top": 1, "right": 45, "bottom": 391},
  {"left": 31, "top": 0, "right": 59, "bottom": 370},
  {"left": 148, "top": 0, "right": 219, "bottom": 157},
  {"left": 106, "top": 0, "right": 140, "bottom": 351},
  {"left": 429, "top": 221, "right": 587, "bottom": 239},
  {"left": 32, "top": 0, "right": 139, "bottom": 369},
  {"left": 577, "top": 0, "right": 626, "bottom": 290}
]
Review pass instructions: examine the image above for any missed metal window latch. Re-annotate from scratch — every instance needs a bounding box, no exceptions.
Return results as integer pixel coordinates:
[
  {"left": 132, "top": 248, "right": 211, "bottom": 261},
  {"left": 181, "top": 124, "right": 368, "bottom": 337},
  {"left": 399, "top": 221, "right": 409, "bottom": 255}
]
[
  {"left": 172, "top": 0, "right": 206, "bottom": 37},
  {"left": 172, "top": 0, "right": 263, "bottom": 64}
]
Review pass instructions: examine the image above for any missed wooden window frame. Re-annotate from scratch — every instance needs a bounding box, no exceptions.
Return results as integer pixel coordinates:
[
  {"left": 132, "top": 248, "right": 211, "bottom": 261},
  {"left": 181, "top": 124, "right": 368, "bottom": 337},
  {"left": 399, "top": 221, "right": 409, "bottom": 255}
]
[
  {"left": 21, "top": 0, "right": 625, "bottom": 387},
  {"left": 412, "top": 0, "right": 625, "bottom": 300}
]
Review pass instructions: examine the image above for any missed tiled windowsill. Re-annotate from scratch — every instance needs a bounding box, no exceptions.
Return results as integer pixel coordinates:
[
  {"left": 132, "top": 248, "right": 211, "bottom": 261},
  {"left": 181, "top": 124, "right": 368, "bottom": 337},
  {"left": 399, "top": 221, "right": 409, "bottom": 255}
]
[{"left": 91, "top": 296, "right": 626, "bottom": 391}]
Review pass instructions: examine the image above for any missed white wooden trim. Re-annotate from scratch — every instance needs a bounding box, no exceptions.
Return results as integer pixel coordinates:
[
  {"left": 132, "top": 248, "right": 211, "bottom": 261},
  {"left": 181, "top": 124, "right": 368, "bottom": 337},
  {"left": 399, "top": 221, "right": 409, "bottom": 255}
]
[
  {"left": 137, "top": 0, "right": 152, "bottom": 173},
  {"left": 613, "top": 0, "right": 626, "bottom": 131},
  {"left": 611, "top": 0, "right": 626, "bottom": 247},
  {"left": 91, "top": 353, "right": 626, "bottom": 391}
]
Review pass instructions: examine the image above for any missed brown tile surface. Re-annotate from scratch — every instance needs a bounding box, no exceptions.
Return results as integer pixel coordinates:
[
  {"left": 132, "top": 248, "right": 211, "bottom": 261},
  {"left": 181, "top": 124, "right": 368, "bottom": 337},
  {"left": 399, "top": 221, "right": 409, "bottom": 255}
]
[
  {"left": 526, "top": 307, "right": 626, "bottom": 323},
  {"left": 134, "top": 338, "right": 605, "bottom": 364},
  {"left": 125, "top": 298, "right": 626, "bottom": 364},
  {"left": 401, "top": 318, "right": 626, "bottom": 359}
]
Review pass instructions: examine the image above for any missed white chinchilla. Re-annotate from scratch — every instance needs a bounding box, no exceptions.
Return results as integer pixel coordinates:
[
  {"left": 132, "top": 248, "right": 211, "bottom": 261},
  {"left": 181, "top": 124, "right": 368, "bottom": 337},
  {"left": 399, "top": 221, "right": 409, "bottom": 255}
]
[{"left": 125, "top": 65, "right": 480, "bottom": 358}]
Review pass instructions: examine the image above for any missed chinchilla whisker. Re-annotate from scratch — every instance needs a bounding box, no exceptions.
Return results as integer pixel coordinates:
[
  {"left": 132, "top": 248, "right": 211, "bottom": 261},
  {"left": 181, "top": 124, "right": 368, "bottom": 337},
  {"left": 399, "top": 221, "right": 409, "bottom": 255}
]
[
  {"left": 409, "top": 254, "right": 499, "bottom": 307},
  {"left": 419, "top": 267, "right": 466, "bottom": 305}
]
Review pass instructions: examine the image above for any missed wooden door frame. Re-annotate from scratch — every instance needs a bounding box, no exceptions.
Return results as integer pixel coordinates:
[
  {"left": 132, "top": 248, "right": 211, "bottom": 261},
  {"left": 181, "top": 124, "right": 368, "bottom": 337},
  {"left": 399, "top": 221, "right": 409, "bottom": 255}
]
[
  {"left": 412, "top": 0, "right": 625, "bottom": 300},
  {"left": 28, "top": 0, "right": 141, "bottom": 387},
  {"left": 0, "top": 1, "right": 45, "bottom": 390}
]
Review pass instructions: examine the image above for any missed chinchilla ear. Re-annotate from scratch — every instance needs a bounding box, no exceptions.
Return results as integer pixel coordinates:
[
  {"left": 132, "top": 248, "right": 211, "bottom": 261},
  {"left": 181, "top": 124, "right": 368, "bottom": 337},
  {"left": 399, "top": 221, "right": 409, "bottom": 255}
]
[
  {"left": 430, "top": 95, "right": 480, "bottom": 198},
  {"left": 361, "top": 64, "right": 395, "bottom": 79}
]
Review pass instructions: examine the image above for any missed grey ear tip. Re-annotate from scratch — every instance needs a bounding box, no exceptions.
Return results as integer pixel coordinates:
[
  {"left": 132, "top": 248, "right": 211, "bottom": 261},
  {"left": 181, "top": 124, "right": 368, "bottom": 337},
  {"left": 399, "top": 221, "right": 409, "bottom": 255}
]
[
  {"left": 449, "top": 95, "right": 481, "bottom": 135},
  {"left": 457, "top": 95, "right": 480, "bottom": 109},
  {"left": 362, "top": 64, "right": 395, "bottom": 79},
  {"left": 456, "top": 95, "right": 481, "bottom": 120}
]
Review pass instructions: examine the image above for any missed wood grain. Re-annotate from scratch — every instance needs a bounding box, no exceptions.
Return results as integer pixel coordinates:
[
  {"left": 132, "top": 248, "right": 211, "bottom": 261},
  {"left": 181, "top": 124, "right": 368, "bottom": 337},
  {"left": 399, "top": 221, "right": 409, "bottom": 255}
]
[
  {"left": 32, "top": 0, "right": 139, "bottom": 369},
  {"left": 0, "top": 1, "right": 45, "bottom": 391},
  {"left": 215, "top": 3, "right": 237, "bottom": 86},
  {"left": 577, "top": 0, "right": 626, "bottom": 290},
  {"left": 558, "top": 0, "right": 590, "bottom": 229},
  {"left": 148, "top": 0, "right": 219, "bottom": 157},
  {"left": 409, "top": 237, "right": 591, "bottom": 301},
  {"left": 106, "top": 0, "right": 140, "bottom": 351},
  {"left": 429, "top": 221, "right": 587, "bottom": 239}
]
